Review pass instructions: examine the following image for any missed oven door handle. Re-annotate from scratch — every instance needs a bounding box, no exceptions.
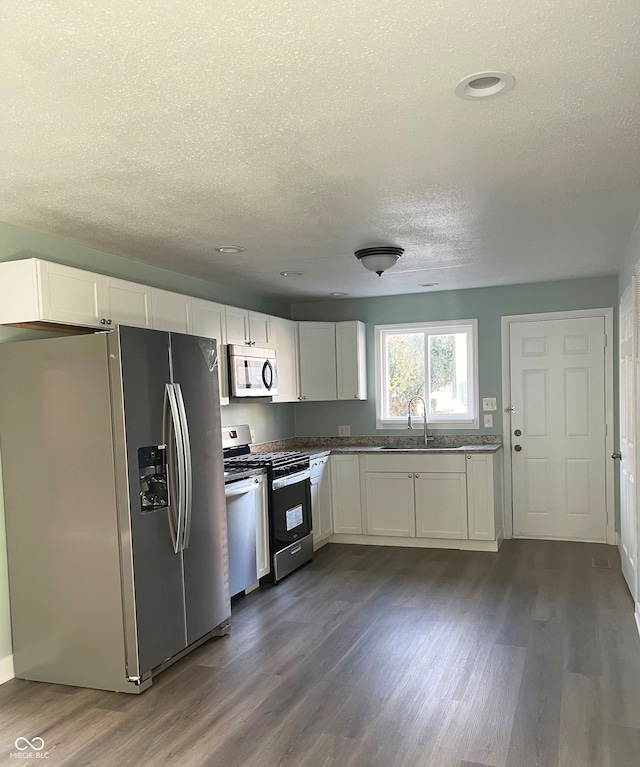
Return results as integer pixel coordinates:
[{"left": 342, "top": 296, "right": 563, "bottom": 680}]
[{"left": 272, "top": 469, "right": 311, "bottom": 491}]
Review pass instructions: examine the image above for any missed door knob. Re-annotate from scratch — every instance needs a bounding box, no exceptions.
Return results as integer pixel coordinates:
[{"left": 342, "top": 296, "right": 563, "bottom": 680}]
[
  {"left": 611, "top": 452, "right": 622, "bottom": 460},
  {"left": 514, "top": 444, "right": 522, "bottom": 452}
]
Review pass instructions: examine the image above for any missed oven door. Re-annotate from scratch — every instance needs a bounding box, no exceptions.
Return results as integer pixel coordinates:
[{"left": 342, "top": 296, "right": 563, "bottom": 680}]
[{"left": 270, "top": 470, "right": 313, "bottom": 582}]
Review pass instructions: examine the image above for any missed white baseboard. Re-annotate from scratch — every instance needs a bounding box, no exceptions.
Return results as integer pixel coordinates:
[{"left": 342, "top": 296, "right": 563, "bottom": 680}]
[
  {"left": 0, "top": 654, "right": 14, "bottom": 685},
  {"left": 635, "top": 604, "right": 640, "bottom": 641}
]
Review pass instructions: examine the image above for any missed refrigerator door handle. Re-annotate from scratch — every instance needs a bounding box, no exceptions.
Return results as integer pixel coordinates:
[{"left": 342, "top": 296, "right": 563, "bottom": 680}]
[
  {"left": 163, "top": 383, "right": 185, "bottom": 554},
  {"left": 174, "top": 383, "right": 193, "bottom": 551}
]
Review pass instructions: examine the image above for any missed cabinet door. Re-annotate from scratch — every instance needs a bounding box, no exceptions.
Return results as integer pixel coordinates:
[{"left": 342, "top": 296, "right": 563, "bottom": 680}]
[
  {"left": 38, "top": 261, "right": 106, "bottom": 327},
  {"left": 318, "top": 457, "right": 333, "bottom": 539},
  {"left": 298, "top": 322, "right": 337, "bottom": 401},
  {"left": 255, "top": 475, "right": 270, "bottom": 579},
  {"left": 466, "top": 454, "right": 501, "bottom": 541},
  {"left": 311, "top": 456, "right": 333, "bottom": 547},
  {"left": 311, "top": 476, "right": 321, "bottom": 547},
  {"left": 336, "top": 320, "right": 367, "bottom": 400},
  {"left": 270, "top": 316, "right": 299, "bottom": 403},
  {"left": 331, "top": 455, "right": 362, "bottom": 534},
  {"left": 225, "top": 307, "right": 250, "bottom": 345},
  {"left": 415, "top": 473, "right": 467, "bottom": 539},
  {"left": 248, "top": 312, "right": 271, "bottom": 346},
  {"left": 365, "top": 473, "right": 415, "bottom": 537},
  {"left": 150, "top": 289, "right": 191, "bottom": 334},
  {"left": 191, "top": 298, "right": 229, "bottom": 404},
  {"left": 105, "top": 278, "right": 151, "bottom": 328}
]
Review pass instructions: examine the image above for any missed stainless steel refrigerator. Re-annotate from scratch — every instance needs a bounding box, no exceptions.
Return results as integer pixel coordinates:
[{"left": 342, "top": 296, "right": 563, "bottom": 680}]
[{"left": 0, "top": 326, "right": 230, "bottom": 693}]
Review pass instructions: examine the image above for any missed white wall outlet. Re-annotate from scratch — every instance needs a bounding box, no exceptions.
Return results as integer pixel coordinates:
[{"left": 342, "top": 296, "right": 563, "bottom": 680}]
[
  {"left": 482, "top": 397, "right": 497, "bottom": 411},
  {"left": 484, "top": 414, "right": 493, "bottom": 428},
  {"left": 338, "top": 425, "right": 351, "bottom": 437}
]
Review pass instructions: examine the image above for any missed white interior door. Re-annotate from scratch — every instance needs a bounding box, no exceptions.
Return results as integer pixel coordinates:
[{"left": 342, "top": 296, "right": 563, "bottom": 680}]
[
  {"left": 510, "top": 317, "right": 607, "bottom": 541},
  {"left": 619, "top": 284, "right": 637, "bottom": 599}
]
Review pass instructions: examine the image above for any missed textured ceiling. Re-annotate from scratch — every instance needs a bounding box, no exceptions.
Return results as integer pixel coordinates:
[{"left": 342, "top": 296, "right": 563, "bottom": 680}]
[{"left": 1, "top": 0, "right": 639, "bottom": 301}]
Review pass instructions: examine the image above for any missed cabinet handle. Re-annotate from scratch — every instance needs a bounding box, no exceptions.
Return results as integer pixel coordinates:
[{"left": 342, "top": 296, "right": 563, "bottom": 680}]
[
  {"left": 466, "top": 455, "right": 471, "bottom": 459},
  {"left": 107, "top": 318, "right": 112, "bottom": 325},
  {"left": 415, "top": 473, "right": 420, "bottom": 478},
  {"left": 408, "top": 474, "right": 412, "bottom": 478},
  {"left": 100, "top": 318, "right": 106, "bottom": 325},
  {"left": 354, "top": 394, "right": 358, "bottom": 398}
]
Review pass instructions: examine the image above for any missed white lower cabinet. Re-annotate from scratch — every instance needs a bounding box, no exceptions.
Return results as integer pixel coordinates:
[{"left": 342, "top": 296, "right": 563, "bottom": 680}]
[
  {"left": 365, "top": 470, "right": 466, "bottom": 539},
  {"left": 466, "top": 454, "right": 504, "bottom": 541},
  {"left": 311, "top": 455, "right": 333, "bottom": 548},
  {"left": 330, "top": 454, "right": 362, "bottom": 534},
  {"left": 365, "top": 473, "right": 416, "bottom": 537},
  {"left": 350, "top": 451, "right": 503, "bottom": 549},
  {"left": 255, "top": 474, "right": 270, "bottom": 579},
  {"left": 415, "top": 472, "right": 467, "bottom": 539}
]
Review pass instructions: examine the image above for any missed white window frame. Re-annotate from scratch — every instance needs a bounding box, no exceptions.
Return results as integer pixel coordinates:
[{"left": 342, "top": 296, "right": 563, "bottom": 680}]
[{"left": 375, "top": 319, "right": 479, "bottom": 430}]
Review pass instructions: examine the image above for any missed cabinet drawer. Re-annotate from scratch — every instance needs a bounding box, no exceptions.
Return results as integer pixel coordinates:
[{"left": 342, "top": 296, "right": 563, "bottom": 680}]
[{"left": 364, "top": 453, "right": 466, "bottom": 473}]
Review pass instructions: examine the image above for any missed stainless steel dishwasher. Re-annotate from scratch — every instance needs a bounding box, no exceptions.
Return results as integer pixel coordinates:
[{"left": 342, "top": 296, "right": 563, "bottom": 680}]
[{"left": 224, "top": 476, "right": 259, "bottom": 598}]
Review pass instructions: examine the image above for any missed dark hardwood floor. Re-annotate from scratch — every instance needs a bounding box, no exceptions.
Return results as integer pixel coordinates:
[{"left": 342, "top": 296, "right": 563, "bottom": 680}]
[{"left": 1, "top": 540, "right": 639, "bottom": 766}]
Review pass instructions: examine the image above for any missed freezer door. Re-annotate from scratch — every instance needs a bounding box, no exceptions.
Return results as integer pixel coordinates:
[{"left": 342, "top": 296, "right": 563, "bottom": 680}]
[
  {"left": 116, "top": 326, "right": 188, "bottom": 674},
  {"left": 170, "top": 333, "right": 231, "bottom": 642}
]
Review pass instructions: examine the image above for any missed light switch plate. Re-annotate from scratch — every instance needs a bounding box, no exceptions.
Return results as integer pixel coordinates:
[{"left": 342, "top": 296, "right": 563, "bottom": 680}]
[
  {"left": 338, "top": 425, "right": 351, "bottom": 437},
  {"left": 483, "top": 397, "right": 497, "bottom": 411},
  {"left": 484, "top": 414, "right": 493, "bottom": 428}
]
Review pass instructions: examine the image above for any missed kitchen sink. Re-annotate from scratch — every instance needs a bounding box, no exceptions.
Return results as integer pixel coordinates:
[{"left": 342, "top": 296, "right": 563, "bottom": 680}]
[{"left": 376, "top": 445, "right": 443, "bottom": 450}]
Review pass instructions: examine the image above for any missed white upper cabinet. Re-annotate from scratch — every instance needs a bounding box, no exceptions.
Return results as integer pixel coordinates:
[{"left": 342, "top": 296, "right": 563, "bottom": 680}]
[
  {"left": 150, "top": 289, "right": 192, "bottom": 334},
  {"left": 39, "top": 261, "right": 105, "bottom": 327},
  {"left": 0, "top": 259, "right": 150, "bottom": 329},
  {"left": 190, "top": 298, "right": 229, "bottom": 405},
  {"left": 225, "top": 306, "right": 271, "bottom": 346},
  {"left": 225, "top": 306, "right": 250, "bottom": 345},
  {"left": 336, "top": 320, "right": 367, "bottom": 400},
  {"left": 297, "top": 322, "right": 337, "bottom": 401},
  {"left": 248, "top": 312, "right": 271, "bottom": 346},
  {"left": 269, "top": 316, "right": 299, "bottom": 403},
  {"left": 104, "top": 278, "right": 151, "bottom": 328}
]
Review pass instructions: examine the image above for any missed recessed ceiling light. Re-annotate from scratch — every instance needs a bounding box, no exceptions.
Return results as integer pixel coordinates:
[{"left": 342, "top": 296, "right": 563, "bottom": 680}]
[
  {"left": 454, "top": 71, "right": 515, "bottom": 100},
  {"left": 280, "top": 271, "right": 304, "bottom": 277},
  {"left": 215, "top": 246, "right": 245, "bottom": 254},
  {"left": 418, "top": 282, "right": 439, "bottom": 288},
  {"left": 329, "top": 292, "right": 349, "bottom": 297}
]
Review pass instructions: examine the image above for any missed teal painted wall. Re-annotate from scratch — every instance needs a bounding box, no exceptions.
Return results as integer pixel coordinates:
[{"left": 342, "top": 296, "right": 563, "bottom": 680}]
[
  {"left": 0, "top": 222, "right": 295, "bottom": 662},
  {"left": 618, "top": 212, "right": 640, "bottom": 295},
  {"left": 291, "top": 277, "right": 618, "bottom": 437}
]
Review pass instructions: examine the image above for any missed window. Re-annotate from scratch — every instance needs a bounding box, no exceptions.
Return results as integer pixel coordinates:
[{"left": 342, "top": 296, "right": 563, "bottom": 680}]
[{"left": 375, "top": 320, "right": 478, "bottom": 429}]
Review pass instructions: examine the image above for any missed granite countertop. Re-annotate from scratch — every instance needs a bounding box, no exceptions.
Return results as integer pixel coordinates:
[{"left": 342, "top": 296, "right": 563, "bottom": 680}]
[
  {"left": 251, "top": 435, "right": 502, "bottom": 458},
  {"left": 320, "top": 444, "right": 502, "bottom": 454}
]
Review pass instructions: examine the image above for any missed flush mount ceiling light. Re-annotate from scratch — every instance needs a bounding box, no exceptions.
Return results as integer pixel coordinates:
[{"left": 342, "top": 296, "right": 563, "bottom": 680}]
[
  {"left": 454, "top": 71, "right": 515, "bottom": 100},
  {"left": 355, "top": 246, "right": 404, "bottom": 276},
  {"left": 215, "top": 245, "right": 245, "bottom": 254},
  {"left": 418, "top": 282, "right": 439, "bottom": 288},
  {"left": 330, "top": 291, "right": 349, "bottom": 297},
  {"left": 280, "top": 271, "right": 303, "bottom": 277}
]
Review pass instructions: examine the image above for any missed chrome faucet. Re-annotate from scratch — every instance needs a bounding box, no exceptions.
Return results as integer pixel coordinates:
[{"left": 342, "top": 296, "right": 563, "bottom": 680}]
[{"left": 407, "top": 396, "right": 434, "bottom": 445}]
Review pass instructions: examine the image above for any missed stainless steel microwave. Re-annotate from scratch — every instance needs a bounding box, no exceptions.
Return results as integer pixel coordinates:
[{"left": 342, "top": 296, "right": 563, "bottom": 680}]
[{"left": 228, "top": 345, "right": 278, "bottom": 397}]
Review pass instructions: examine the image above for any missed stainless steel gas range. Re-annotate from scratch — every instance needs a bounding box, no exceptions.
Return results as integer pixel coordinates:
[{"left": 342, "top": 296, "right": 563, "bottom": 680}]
[{"left": 222, "top": 425, "right": 313, "bottom": 583}]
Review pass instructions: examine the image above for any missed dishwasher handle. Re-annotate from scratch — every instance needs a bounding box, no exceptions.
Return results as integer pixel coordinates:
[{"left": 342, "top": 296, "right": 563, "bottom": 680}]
[{"left": 225, "top": 478, "right": 260, "bottom": 499}]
